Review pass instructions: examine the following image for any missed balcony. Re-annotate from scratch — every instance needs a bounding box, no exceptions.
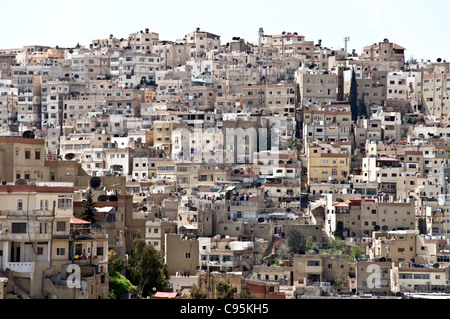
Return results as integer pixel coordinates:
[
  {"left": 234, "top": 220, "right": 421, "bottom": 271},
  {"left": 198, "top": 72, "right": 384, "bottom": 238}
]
[{"left": 3, "top": 262, "right": 35, "bottom": 274}]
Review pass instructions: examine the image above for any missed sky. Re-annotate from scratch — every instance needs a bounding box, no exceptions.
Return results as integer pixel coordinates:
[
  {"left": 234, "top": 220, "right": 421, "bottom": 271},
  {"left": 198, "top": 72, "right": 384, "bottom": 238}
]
[{"left": 1, "top": 0, "right": 449, "bottom": 62}]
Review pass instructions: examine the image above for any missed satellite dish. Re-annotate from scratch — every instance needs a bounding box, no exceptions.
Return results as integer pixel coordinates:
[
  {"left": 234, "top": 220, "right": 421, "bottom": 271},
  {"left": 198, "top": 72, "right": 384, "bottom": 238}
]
[
  {"left": 142, "top": 206, "right": 147, "bottom": 212},
  {"left": 65, "top": 153, "right": 75, "bottom": 160},
  {"left": 15, "top": 179, "right": 27, "bottom": 185},
  {"left": 374, "top": 225, "right": 380, "bottom": 231},
  {"left": 433, "top": 263, "right": 440, "bottom": 268},
  {"left": 90, "top": 177, "right": 102, "bottom": 189},
  {"left": 381, "top": 225, "right": 388, "bottom": 231},
  {"left": 97, "top": 195, "right": 108, "bottom": 202},
  {"left": 22, "top": 131, "right": 35, "bottom": 139}
]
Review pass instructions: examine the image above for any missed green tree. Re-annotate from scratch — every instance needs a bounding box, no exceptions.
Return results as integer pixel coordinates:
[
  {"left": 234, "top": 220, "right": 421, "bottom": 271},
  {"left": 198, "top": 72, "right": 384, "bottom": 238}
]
[
  {"left": 81, "top": 189, "right": 96, "bottom": 224},
  {"left": 348, "top": 68, "right": 358, "bottom": 122},
  {"left": 238, "top": 282, "right": 253, "bottom": 299},
  {"left": 108, "top": 249, "right": 136, "bottom": 299},
  {"left": 285, "top": 226, "right": 306, "bottom": 254},
  {"left": 349, "top": 246, "right": 365, "bottom": 262},
  {"left": 334, "top": 221, "right": 344, "bottom": 240},
  {"left": 305, "top": 235, "right": 319, "bottom": 254},
  {"left": 266, "top": 122, "right": 272, "bottom": 151},
  {"left": 190, "top": 284, "right": 208, "bottom": 299},
  {"left": 286, "top": 137, "right": 301, "bottom": 151},
  {"left": 126, "top": 238, "right": 170, "bottom": 297},
  {"left": 216, "top": 280, "right": 236, "bottom": 299},
  {"left": 109, "top": 271, "right": 137, "bottom": 299},
  {"left": 358, "top": 91, "right": 368, "bottom": 119}
]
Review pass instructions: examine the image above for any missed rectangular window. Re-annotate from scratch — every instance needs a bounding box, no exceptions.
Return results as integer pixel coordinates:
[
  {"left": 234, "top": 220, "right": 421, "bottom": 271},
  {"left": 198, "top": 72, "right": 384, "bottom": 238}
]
[
  {"left": 58, "top": 196, "right": 72, "bottom": 210},
  {"left": 56, "top": 221, "right": 66, "bottom": 232},
  {"left": 56, "top": 248, "right": 66, "bottom": 256},
  {"left": 12, "top": 222, "right": 27, "bottom": 233}
]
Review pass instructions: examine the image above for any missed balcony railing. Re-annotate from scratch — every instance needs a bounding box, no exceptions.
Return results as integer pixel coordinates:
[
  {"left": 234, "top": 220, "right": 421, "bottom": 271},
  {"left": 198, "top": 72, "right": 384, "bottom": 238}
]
[{"left": 4, "top": 262, "right": 35, "bottom": 273}]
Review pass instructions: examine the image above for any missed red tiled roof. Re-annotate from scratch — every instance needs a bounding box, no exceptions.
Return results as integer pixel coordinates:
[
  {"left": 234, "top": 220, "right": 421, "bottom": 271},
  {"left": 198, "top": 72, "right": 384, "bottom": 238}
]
[{"left": 70, "top": 217, "right": 90, "bottom": 224}]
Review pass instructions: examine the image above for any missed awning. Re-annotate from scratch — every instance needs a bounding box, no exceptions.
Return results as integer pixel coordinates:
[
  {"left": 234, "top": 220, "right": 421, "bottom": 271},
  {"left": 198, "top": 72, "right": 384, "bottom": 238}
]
[
  {"left": 70, "top": 217, "right": 90, "bottom": 224},
  {"left": 154, "top": 292, "right": 178, "bottom": 298}
]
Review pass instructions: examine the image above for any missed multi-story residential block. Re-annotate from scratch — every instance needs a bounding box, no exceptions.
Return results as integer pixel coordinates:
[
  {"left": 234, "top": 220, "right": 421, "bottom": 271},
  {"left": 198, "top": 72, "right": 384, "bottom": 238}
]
[
  {"left": 186, "top": 28, "right": 221, "bottom": 59},
  {"left": 0, "top": 181, "right": 109, "bottom": 299},
  {"left": 127, "top": 29, "right": 159, "bottom": 54},
  {"left": 296, "top": 71, "right": 338, "bottom": 106},
  {"left": 0, "top": 136, "right": 49, "bottom": 182},
  {"left": 422, "top": 70, "right": 450, "bottom": 126},
  {"left": 292, "top": 254, "right": 350, "bottom": 287},
  {"left": 242, "top": 84, "right": 297, "bottom": 116},
  {"left": 362, "top": 39, "right": 406, "bottom": 70},
  {"left": 395, "top": 266, "right": 449, "bottom": 293},
  {"left": 302, "top": 109, "right": 352, "bottom": 144},
  {"left": 164, "top": 233, "right": 199, "bottom": 276},
  {"left": 306, "top": 143, "right": 350, "bottom": 187},
  {"left": 355, "top": 261, "right": 393, "bottom": 294},
  {"left": 0, "top": 80, "right": 18, "bottom": 132},
  {"left": 145, "top": 218, "right": 177, "bottom": 251},
  {"left": 198, "top": 236, "right": 255, "bottom": 273}
]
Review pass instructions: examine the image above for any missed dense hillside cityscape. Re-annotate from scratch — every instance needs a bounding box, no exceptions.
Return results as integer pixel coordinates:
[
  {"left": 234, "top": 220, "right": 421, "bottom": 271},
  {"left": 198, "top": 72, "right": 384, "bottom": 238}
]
[{"left": 1, "top": 25, "right": 450, "bottom": 301}]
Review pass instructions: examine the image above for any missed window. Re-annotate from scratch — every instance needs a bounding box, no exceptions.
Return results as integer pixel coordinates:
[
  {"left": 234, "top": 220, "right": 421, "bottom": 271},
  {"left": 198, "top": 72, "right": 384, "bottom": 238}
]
[
  {"left": 17, "top": 199, "right": 23, "bottom": 210},
  {"left": 56, "top": 248, "right": 66, "bottom": 256},
  {"left": 307, "top": 260, "right": 320, "bottom": 266},
  {"left": 56, "top": 221, "right": 66, "bottom": 232},
  {"left": 25, "top": 150, "right": 31, "bottom": 159},
  {"left": 185, "top": 253, "right": 191, "bottom": 259},
  {"left": 58, "top": 196, "right": 72, "bottom": 210},
  {"left": 12, "top": 222, "right": 26, "bottom": 233}
]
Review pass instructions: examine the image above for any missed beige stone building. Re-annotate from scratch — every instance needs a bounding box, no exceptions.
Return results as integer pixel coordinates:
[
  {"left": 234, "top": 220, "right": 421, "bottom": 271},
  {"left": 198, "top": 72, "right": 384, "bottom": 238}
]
[
  {"left": 297, "top": 71, "right": 338, "bottom": 106},
  {"left": 164, "top": 233, "right": 199, "bottom": 276},
  {"left": 0, "top": 182, "right": 109, "bottom": 299},
  {"left": 0, "top": 136, "right": 49, "bottom": 183},
  {"left": 292, "top": 254, "right": 350, "bottom": 287},
  {"left": 306, "top": 143, "right": 350, "bottom": 186},
  {"left": 355, "top": 261, "right": 393, "bottom": 294},
  {"left": 362, "top": 39, "right": 406, "bottom": 70},
  {"left": 241, "top": 84, "right": 297, "bottom": 116}
]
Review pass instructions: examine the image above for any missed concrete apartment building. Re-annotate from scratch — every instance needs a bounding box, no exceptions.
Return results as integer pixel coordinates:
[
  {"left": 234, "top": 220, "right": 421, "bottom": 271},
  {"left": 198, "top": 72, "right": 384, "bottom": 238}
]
[
  {"left": 0, "top": 80, "right": 18, "bottom": 133},
  {"left": 292, "top": 254, "right": 350, "bottom": 287},
  {"left": 302, "top": 109, "right": 352, "bottom": 144},
  {"left": 324, "top": 197, "right": 415, "bottom": 239},
  {"left": 355, "top": 261, "right": 393, "bottom": 294},
  {"left": 164, "top": 233, "right": 199, "bottom": 276},
  {"left": 198, "top": 236, "right": 255, "bottom": 273},
  {"left": 362, "top": 39, "right": 406, "bottom": 71},
  {"left": 258, "top": 28, "right": 314, "bottom": 60},
  {"left": 241, "top": 84, "right": 297, "bottom": 116},
  {"left": 0, "top": 136, "right": 49, "bottom": 183},
  {"left": 186, "top": 28, "right": 221, "bottom": 59},
  {"left": 127, "top": 29, "right": 159, "bottom": 54},
  {"left": 422, "top": 71, "right": 450, "bottom": 125},
  {"left": 0, "top": 182, "right": 109, "bottom": 299},
  {"left": 145, "top": 218, "right": 177, "bottom": 251},
  {"left": 306, "top": 143, "right": 350, "bottom": 187},
  {"left": 296, "top": 71, "right": 338, "bottom": 106}
]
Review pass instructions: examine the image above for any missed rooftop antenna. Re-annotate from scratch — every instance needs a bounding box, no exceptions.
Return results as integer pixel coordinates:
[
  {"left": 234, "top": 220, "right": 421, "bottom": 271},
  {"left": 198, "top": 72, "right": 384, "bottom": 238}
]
[{"left": 344, "top": 36, "right": 350, "bottom": 53}]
